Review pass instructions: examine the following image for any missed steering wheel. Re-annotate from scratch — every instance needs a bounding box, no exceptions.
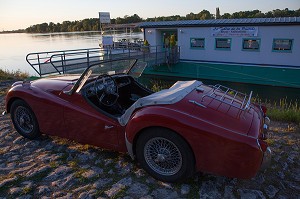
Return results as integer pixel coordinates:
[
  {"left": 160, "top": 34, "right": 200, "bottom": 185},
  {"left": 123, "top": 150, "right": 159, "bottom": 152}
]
[{"left": 94, "top": 74, "right": 119, "bottom": 106}]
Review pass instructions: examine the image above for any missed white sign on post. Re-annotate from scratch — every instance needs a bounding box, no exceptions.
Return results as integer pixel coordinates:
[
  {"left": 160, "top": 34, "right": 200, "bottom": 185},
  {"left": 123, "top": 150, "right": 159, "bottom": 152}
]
[{"left": 99, "top": 12, "right": 111, "bottom": 24}]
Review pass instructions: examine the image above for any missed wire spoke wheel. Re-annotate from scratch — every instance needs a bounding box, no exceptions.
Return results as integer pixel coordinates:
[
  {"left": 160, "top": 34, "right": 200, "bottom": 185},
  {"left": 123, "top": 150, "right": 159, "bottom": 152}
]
[
  {"left": 144, "top": 137, "right": 182, "bottom": 176},
  {"left": 14, "top": 106, "right": 34, "bottom": 134},
  {"left": 11, "top": 100, "right": 40, "bottom": 139}
]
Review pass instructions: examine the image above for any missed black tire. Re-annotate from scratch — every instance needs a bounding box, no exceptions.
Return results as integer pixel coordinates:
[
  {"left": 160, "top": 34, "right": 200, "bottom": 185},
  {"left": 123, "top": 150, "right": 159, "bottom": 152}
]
[
  {"left": 10, "top": 99, "right": 40, "bottom": 139},
  {"left": 136, "top": 128, "right": 195, "bottom": 182}
]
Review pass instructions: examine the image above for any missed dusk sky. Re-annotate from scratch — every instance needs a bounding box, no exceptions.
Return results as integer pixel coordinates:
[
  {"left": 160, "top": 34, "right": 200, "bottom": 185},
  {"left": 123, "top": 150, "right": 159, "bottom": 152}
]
[{"left": 0, "top": 0, "right": 299, "bottom": 31}]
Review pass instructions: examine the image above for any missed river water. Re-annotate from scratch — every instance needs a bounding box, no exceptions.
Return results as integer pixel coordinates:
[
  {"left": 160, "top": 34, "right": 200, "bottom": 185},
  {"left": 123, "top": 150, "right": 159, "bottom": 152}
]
[
  {"left": 0, "top": 31, "right": 299, "bottom": 101},
  {"left": 0, "top": 31, "right": 143, "bottom": 75}
]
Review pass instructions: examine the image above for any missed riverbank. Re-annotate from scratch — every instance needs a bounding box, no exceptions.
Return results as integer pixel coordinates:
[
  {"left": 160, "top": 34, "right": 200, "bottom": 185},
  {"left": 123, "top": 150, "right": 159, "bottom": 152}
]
[{"left": 0, "top": 80, "right": 299, "bottom": 198}]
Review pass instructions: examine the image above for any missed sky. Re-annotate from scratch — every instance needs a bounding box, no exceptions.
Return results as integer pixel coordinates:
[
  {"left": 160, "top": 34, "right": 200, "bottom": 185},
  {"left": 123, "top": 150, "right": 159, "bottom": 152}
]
[{"left": 0, "top": 0, "right": 299, "bottom": 31}]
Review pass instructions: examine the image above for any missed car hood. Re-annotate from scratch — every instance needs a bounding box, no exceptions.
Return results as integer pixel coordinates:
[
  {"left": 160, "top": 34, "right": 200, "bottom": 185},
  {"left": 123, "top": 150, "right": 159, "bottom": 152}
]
[{"left": 30, "top": 75, "right": 81, "bottom": 93}]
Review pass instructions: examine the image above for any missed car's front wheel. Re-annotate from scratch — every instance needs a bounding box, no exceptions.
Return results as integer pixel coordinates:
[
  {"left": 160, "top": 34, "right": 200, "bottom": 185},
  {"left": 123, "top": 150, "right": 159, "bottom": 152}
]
[
  {"left": 11, "top": 99, "right": 40, "bottom": 139},
  {"left": 136, "top": 128, "right": 194, "bottom": 182}
]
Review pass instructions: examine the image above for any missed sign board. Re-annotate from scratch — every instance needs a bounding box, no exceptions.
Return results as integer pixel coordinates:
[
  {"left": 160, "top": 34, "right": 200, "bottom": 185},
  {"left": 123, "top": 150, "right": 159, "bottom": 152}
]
[
  {"left": 102, "top": 36, "right": 113, "bottom": 46},
  {"left": 211, "top": 27, "right": 258, "bottom": 37},
  {"left": 99, "top": 12, "right": 111, "bottom": 24}
]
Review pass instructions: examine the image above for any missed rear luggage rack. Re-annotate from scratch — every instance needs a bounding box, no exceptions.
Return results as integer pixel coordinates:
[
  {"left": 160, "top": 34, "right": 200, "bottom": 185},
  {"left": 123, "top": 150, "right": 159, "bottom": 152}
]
[{"left": 201, "top": 84, "right": 253, "bottom": 111}]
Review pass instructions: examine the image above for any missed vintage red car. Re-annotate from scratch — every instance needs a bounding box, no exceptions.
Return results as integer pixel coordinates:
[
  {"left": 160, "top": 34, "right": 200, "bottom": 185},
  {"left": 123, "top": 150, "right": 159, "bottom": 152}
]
[{"left": 4, "top": 59, "right": 271, "bottom": 182}]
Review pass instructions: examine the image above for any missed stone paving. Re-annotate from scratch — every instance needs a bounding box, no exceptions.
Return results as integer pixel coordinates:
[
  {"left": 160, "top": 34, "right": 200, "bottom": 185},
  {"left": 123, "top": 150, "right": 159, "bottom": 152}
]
[{"left": 0, "top": 81, "right": 299, "bottom": 198}]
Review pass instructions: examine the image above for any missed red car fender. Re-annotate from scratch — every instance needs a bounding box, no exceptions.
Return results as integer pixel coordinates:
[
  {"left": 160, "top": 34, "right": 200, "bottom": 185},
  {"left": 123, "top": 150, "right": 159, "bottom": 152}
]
[
  {"left": 6, "top": 84, "right": 67, "bottom": 137},
  {"left": 125, "top": 105, "right": 263, "bottom": 179}
]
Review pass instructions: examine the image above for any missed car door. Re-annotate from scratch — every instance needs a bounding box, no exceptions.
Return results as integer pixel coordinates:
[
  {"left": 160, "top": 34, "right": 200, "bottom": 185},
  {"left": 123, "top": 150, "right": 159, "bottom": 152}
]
[{"left": 63, "top": 93, "right": 120, "bottom": 150}]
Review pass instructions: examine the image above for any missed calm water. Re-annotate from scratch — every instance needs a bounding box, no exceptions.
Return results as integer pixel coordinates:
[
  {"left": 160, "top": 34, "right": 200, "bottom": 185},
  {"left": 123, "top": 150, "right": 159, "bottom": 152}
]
[
  {"left": 0, "top": 32, "right": 299, "bottom": 101},
  {"left": 0, "top": 31, "right": 143, "bottom": 75}
]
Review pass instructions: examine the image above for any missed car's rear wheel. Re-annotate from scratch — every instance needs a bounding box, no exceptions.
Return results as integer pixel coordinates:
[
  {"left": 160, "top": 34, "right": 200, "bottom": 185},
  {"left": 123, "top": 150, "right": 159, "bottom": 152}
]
[
  {"left": 11, "top": 99, "right": 40, "bottom": 139},
  {"left": 136, "top": 128, "right": 194, "bottom": 182}
]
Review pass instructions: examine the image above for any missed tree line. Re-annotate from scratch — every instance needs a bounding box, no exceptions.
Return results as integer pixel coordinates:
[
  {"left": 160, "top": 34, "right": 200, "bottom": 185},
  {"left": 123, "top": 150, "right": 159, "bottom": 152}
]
[{"left": 23, "top": 8, "right": 300, "bottom": 33}]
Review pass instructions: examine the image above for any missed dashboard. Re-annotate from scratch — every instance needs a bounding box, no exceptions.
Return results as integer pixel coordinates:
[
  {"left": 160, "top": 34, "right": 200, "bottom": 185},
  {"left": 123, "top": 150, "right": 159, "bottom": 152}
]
[{"left": 83, "top": 75, "right": 131, "bottom": 98}]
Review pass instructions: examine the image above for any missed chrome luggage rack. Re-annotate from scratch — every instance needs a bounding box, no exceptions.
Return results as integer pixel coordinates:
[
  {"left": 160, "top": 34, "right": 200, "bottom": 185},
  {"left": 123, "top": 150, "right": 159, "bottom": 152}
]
[{"left": 201, "top": 84, "right": 253, "bottom": 111}]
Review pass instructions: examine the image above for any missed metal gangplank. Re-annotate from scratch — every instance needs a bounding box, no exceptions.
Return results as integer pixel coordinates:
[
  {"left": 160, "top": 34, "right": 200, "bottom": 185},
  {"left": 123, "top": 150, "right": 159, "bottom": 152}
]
[{"left": 26, "top": 46, "right": 180, "bottom": 77}]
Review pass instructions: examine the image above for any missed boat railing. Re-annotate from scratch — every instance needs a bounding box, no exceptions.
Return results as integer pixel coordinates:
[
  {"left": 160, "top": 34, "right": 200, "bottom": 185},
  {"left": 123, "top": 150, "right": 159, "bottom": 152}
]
[
  {"left": 201, "top": 84, "right": 253, "bottom": 111},
  {"left": 26, "top": 45, "right": 180, "bottom": 76}
]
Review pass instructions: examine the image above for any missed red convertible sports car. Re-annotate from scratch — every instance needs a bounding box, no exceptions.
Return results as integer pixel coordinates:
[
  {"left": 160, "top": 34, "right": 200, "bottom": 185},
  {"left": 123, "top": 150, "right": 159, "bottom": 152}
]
[{"left": 4, "top": 59, "right": 271, "bottom": 182}]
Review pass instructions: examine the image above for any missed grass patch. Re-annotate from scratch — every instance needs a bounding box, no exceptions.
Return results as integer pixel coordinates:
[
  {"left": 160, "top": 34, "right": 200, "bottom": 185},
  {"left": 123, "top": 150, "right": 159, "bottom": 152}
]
[
  {"left": 0, "top": 69, "right": 29, "bottom": 81},
  {"left": 265, "top": 98, "right": 300, "bottom": 125}
]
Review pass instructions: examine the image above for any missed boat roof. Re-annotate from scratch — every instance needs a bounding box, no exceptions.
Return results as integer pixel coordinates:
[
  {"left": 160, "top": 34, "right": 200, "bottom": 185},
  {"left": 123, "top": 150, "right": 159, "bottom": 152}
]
[{"left": 139, "top": 17, "right": 300, "bottom": 28}]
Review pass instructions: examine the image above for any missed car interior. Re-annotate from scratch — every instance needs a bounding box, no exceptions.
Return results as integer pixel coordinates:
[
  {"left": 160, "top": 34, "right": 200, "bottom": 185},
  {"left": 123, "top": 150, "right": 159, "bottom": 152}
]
[{"left": 82, "top": 74, "right": 153, "bottom": 118}]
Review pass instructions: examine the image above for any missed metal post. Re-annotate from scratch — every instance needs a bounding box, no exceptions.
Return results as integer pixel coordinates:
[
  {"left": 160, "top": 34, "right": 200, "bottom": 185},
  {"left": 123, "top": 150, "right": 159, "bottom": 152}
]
[
  {"left": 61, "top": 54, "right": 65, "bottom": 74},
  {"left": 37, "top": 54, "right": 41, "bottom": 77},
  {"left": 155, "top": 46, "right": 158, "bottom": 65},
  {"left": 87, "top": 50, "right": 90, "bottom": 67}
]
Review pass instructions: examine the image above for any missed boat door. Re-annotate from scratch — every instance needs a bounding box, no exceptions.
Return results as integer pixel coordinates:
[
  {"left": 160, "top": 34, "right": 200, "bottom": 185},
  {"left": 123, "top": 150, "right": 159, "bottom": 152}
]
[{"left": 161, "top": 30, "right": 177, "bottom": 49}]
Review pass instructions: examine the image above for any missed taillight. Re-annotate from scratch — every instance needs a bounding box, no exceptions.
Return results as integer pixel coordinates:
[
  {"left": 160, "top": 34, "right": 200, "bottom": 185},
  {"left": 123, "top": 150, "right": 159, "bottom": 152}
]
[{"left": 261, "top": 105, "right": 267, "bottom": 116}]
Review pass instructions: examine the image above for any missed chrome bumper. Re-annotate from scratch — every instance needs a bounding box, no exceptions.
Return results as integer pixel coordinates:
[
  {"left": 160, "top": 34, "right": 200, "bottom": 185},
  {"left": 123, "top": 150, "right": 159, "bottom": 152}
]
[{"left": 261, "top": 147, "right": 272, "bottom": 170}]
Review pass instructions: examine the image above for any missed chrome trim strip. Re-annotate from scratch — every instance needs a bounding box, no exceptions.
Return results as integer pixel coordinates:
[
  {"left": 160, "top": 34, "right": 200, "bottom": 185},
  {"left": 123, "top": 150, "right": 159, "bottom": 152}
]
[
  {"left": 256, "top": 139, "right": 262, "bottom": 152},
  {"left": 189, "top": 100, "right": 207, "bottom": 108}
]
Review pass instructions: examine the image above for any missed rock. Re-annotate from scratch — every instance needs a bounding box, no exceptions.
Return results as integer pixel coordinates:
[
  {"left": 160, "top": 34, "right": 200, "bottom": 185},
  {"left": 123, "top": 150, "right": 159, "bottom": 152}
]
[
  {"left": 9, "top": 187, "right": 22, "bottom": 195},
  {"left": 51, "top": 173, "right": 76, "bottom": 189},
  {"left": 140, "top": 196, "right": 153, "bottom": 199},
  {"left": 135, "top": 169, "right": 146, "bottom": 178},
  {"left": 105, "top": 183, "right": 126, "bottom": 198},
  {"left": 44, "top": 166, "right": 72, "bottom": 181},
  {"left": 13, "top": 136, "right": 25, "bottom": 144},
  {"left": 0, "top": 177, "right": 17, "bottom": 188},
  {"left": 237, "top": 189, "right": 266, "bottom": 199},
  {"left": 292, "top": 169, "right": 300, "bottom": 182},
  {"left": 151, "top": 189, "right": 179, "bottom": 199},
  {"left": 126, "top": 182, "right": 149, "bottom": 198},
  {"left": 82, "top": 166, "right": 103, "bottom": 179},
  {"left": 78, "top": 192, "right": 94, "bottom": 199},
  {"left": 93, "top": 178, "right": 113, "bottom": 189},
  {"left": 199, "top": 180, "right": 222, "bottom": 199},
  {"left": 224, "top": 186, "right": 236, "bottom": 199},
  {"left": 21, "top": 181, "right": 33, "bottom": 189},
  {"left": 56, "top": 193, "right": 73, "bottom": 199},
  {"left": 26, "top": 165, "right": 51, "bottom": 178},
  {"left": 117, "top": 177, "right": 132, "bottom": 186},
  {"left": 0, "top": 129, "right": 10, "bottom": 138},
  {"left": 180, "top": 184, "right": 190, "bottom": 195},
  {"left": 15, "top": 195, "right": 33, "bottom": 199},
  {"left": 38, "top": 186, "right": 51, "bottom": 195},
  {"left": 264, "top": 185, "right": 279, "bottom": 198},
  {"left": 72, "top": 185, "right": 90, "bottom": 194},
  {"left": 77, "top": 153, "right": 89, "bottom": 162},
  {"left": 285, "top": 181, "right": 300, "bottom": 191},
  {"left": 252, "top": 173, "right": 265, "bottom": 185},
  {"left": 277, "top": 171, "right": 285, "bottom": 179},
  {"left": 105, "top": 177, "right": 132, "bottom": 198}
]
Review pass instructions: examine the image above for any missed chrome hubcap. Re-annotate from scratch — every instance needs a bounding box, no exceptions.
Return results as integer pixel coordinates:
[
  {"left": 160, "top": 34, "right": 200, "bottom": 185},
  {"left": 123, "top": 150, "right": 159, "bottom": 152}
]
[
  {"left": 144, "top": 137, "right": 182, "bottom": 176},
  {"left": 14, "top": 106, "right": 33, "bottom": 134}
]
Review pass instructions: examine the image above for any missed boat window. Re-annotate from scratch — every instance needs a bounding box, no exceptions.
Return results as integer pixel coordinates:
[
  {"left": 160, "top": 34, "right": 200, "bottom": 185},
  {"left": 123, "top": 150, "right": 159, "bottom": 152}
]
[
  {"left": 242, "top": 39, "right": 261, "bottom": 51},
  {"left": 215, "top": 38, "right": 232, "bottom": 50},
  {"left": 190, "top": 38, "right": 205, "bottom": 49},
  {"left": 272, "top": 39, "right": 293, "bottom": 53}
]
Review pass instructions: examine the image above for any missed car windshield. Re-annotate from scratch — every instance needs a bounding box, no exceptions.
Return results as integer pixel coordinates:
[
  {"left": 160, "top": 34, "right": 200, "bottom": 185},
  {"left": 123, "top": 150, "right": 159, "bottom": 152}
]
[{"left": 66, "top": 58, "right": 147, "bottom": 95}]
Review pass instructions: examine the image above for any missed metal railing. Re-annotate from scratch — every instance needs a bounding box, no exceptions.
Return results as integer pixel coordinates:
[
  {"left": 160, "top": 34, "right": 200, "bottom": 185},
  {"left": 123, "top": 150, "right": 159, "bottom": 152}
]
[{"left": 26, "top": 46, "right": 180, "bottom": 77}]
